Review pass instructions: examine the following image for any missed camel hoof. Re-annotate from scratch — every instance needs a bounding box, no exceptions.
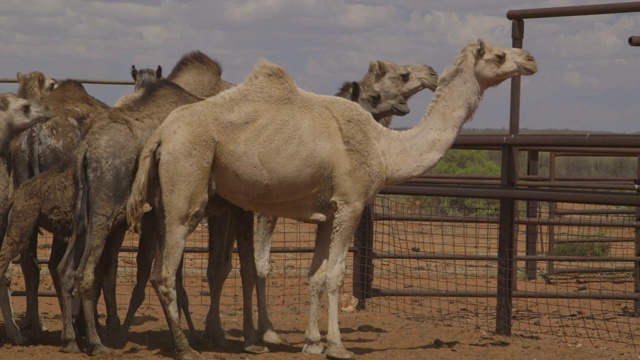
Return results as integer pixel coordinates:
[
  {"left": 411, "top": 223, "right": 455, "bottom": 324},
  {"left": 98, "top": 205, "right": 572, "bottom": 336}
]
[
  {"left": 262, "top": 329, "right": 289, "bottom": 345},
  {"left": 325, "top": 346, "right": 356, "bottom": 360},
  {"left": 244, "top": 344, "right": 269, "bottom": 354},
  {"left": 177, "top": 348, "right": 203, "bottom": 360},
  {"left": 90, "top": 344, "right": 113, "bottom": 356},
  {"left": 302, "top": 342, "right": 324, "bottom": 355},
  {"left": 59, "top": 342, "right": 81, "bottom": 354},
  {"left": 11, "top": 336, "right": 31, "bottom": 346}
]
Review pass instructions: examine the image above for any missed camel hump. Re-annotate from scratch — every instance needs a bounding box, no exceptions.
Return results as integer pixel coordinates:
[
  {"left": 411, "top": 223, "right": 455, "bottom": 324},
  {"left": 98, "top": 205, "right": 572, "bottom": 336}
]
[
  {"left": 244, "top": 58, "right": 297, "bottom": 96},
  {"left": 168, "top": 50, "right": 223, "bottom": 78}
]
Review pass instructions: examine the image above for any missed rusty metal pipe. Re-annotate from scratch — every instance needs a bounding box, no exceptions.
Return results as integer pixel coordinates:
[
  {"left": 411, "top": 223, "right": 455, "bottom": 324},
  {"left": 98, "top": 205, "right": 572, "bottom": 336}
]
[{"left": 507, "top": 2, "right": 640, "bottom": 20}]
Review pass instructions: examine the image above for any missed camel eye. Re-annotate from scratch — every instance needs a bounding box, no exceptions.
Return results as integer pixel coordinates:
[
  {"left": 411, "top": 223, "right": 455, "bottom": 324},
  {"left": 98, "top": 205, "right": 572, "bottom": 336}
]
[
  {"left": 495, "top": 53, "right": 506, "bottom": 63},
  {"left": 370, "top": 94, "right": 381, "bottom": 106},
  {"left": 400, "top": 73, "right": 410, "bottom": 82},
  {"left": 22, "top": 104, "right": 30, "bottom": 114}
]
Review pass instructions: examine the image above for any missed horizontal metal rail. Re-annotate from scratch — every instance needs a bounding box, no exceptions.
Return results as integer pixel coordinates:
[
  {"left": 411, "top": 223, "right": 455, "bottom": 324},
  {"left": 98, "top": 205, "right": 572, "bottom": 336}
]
[
  {"left": 372, "top": 288, "right": 640, "bottom": 300},
  {"left": 507, "top": 2, "right": 640, "bottom": 19},
  {"left": 0, "top": 78, "right": 134, "bottom": 85}
]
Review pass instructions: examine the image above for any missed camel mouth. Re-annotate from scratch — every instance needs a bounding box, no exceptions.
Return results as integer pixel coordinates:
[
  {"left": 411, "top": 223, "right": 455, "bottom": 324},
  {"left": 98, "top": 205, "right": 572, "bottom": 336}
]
[
  {"left": 420, "top": 79, "right": 438, "bottom": 92},
  {"left": 401, "top": 79, "right": 437, "bottom": 99},
  {"left": 392, "top": 103, "right": 410, "bottom": 116},
  {"left": 517, "top": 63, "right": 538, "bottom": 76}
]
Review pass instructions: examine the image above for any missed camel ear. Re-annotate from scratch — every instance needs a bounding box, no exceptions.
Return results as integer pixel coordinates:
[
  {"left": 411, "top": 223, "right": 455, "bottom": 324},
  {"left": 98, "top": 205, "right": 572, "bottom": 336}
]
[
  {"left": 130, "top": 65, "right": 137, "bottom": 80},
  {"left": 16, "top": 72, "right": 24, "bottom": 81},
  {"left": 156, "top": 65, "right": 163, "bottom": 78},
  {"left": 37, "top": 73, "right": 45, "bottom": 88},
  {"left": 350, "top": 82, "right": 361, "bottom": 102},
  {"left": 475, "top": 39, "right": 486, "bottom": 58},
  {"left": 368, "top": 61, "right": 387, "bottom": 78}
]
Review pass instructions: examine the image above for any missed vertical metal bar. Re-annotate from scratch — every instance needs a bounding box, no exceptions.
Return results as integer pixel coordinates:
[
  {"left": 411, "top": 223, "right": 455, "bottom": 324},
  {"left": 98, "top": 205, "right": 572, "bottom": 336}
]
[
  {"left": 526, "top": 150, "right": 539, "bottom": 279},
  {"left": 635, "top": 155, "right": 640, "bottom": 314},
  {"left": 496, "top": 18, "right": 524, "bottom": 336},
  {"left": 548, "top": 152, "right": 557, "bottom": 275},
  {"left": 353, "top": 205, "right": 375, "bottom": 310}
]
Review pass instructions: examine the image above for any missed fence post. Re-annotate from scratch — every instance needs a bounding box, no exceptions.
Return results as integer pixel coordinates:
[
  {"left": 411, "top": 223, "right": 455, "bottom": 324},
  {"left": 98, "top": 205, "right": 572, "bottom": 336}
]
[
  {"left": 635, "top": 155, "right": 640, "bottom": 314},
  {"left": 496, "top": 18, "right": 524, "bottom": 336},
  {"left": 526, "top": 150, "right": 539, "bottom": 279},
  {"left": 353, "top": 204, "right": 375, "bottom": 310}
]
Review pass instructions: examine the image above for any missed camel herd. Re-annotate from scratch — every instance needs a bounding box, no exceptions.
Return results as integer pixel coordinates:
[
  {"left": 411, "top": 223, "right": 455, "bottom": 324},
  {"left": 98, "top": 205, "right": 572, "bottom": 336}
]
[{"left": 0, "top": 39, "right": 537, "bottom": 360}]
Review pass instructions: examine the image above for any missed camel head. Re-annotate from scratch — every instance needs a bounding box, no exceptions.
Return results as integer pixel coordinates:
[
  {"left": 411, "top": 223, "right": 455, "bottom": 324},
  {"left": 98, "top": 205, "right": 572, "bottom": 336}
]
[
  {"left": 467, "top": 39, "right": 538, "bottom": 89},
  {"left": 337, "top": 81, "right": 409, "bottom": 121},
  {"left": 364, "top": 61, "right": 438, "bottom": 100},
  {"left": 16, "top": 71, "right": 60, "bottom": 100},
  {"left": 131, "top": 65, "right": 163, "bottom": 91},
  {"left": 0, "top": 93, "right": 52, "bottom": 132}
]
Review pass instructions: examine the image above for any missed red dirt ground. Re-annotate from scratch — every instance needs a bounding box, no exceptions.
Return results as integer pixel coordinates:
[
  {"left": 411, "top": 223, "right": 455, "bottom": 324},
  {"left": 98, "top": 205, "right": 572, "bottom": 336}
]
[{"left": 0, "top": 285, "right": 637, "bottom": 360}]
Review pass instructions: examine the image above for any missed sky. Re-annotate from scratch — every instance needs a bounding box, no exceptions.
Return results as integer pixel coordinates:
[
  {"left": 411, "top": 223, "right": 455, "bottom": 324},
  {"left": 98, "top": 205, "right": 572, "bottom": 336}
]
[{"left": 2, "top": 0, "right": 640, "bottom": 133}]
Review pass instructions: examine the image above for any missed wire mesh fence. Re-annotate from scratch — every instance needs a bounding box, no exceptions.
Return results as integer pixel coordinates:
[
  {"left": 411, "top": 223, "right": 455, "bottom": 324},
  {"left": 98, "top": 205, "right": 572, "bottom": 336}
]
[{"left": 8, "top": 191, "right": 639, "bottom": 352}]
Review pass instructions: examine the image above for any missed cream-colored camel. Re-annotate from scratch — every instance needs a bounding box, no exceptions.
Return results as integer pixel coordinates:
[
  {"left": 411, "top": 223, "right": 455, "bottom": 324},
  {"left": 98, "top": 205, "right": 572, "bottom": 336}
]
[
  {"left": 16, "top": 71, "right": 59, "bottom": 100},
  {"left": 126, "top": 39, "right": 537, "bottom": 360},
  {"left": 0, "top": 93, "right": 52, "bottom": 157},
  {"left": 362, "top": 61, "right": 437, "bottom": 127},
  {"left": 251, "top": 62, "right": 438, "bottom": 346}
]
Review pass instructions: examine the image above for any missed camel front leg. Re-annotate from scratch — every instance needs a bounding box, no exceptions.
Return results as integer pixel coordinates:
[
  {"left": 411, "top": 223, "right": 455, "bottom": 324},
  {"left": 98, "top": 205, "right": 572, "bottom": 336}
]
[
  {"left": 324, "top": 203, "right": 361, "bottom": 360},
  {"left": 20, "top": 229, "right": 45, "bottom": 341},
  {"left": 0, "top": 199, "right": 40, "bottom": 345},
  {"left": 302, "top": 220, "right": 332, "bottom": 355},
  {"left": 0, "top": 201, "right": 41, "bottom": 345},
  {"left": 254, "top": 213, "right": 288, "bottom": 345}
]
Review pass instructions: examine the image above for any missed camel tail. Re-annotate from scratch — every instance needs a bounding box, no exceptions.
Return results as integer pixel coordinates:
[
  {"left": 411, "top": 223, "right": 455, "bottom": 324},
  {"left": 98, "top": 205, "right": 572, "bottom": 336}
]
[
  {"left": 126, "top": 134, "right": 161, "bottom": 233},
  {"left": 73, "top": 141, "right": 90, "bottom": 245}
]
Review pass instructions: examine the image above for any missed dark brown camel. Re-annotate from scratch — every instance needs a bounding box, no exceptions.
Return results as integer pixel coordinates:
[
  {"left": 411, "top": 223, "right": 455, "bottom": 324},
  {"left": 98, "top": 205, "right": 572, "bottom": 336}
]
[{"left": 9, "top": 80, "right": 109, "bottom": 341}]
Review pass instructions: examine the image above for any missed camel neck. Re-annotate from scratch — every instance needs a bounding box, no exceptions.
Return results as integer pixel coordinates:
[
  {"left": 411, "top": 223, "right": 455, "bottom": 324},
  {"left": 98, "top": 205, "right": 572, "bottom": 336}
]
[{"left": 380, "top": 58, "right": 484, "bottom": 187}]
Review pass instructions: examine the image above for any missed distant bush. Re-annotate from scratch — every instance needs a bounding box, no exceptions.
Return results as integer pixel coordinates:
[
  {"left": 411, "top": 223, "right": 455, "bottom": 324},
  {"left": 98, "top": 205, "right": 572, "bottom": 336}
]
[
  {"left": 554, "top": 242, "right": 611, "bottom": 257},
  {"left": 421, "top": 150, "right": 500, "bottom": 216}
]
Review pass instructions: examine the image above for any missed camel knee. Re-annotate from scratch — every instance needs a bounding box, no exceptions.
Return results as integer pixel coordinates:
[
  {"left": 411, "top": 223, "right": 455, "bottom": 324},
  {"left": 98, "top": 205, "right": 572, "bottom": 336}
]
[{"left": 255, "top": 260, "right": 271, "bottom": 279}]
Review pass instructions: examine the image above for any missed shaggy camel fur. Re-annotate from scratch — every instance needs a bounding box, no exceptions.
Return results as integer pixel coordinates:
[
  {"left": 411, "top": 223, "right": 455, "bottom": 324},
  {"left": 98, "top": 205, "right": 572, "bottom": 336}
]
[
  {"left": 9, "top": 80, "right": 110, "bottom": 341},
  {"left": 58, "top": 50, "right": 233, "bottom": 356},
  {"left": 114, "top": 65, "right": 164, "bottom": 107},
  {"left": 16, "top": 71, "right": 59, "bottom": 101},
  {"left": 126, "top": 39, "right": 538, "bottom": 360}
]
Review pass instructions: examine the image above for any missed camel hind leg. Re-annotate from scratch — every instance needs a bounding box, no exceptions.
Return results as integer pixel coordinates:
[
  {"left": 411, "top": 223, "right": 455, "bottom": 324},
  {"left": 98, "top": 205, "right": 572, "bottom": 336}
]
[
  {"left": 254, "top": 213, "right": 288, "bottom": 345},
  {"left": 152, "top": 198, "right": 203, "bottom": 360},
  {"left": 120, "top": 210, "right": 194, "bottom": 348}
]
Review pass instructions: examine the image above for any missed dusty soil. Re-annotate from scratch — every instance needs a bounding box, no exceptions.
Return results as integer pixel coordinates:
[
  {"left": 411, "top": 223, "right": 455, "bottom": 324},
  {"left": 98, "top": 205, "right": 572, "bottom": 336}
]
[
  {"left": 1, "top": 299, "right": 636, "bottom": 360},
  {"left": 0, "top": 268, "right": 637, "bottom": 360}
]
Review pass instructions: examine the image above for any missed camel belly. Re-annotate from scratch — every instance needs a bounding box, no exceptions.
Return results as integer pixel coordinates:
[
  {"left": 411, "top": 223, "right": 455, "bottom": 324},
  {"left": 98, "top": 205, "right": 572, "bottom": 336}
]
[{"left": 212, "top": 167, "right": 334, "bottom": 223}]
